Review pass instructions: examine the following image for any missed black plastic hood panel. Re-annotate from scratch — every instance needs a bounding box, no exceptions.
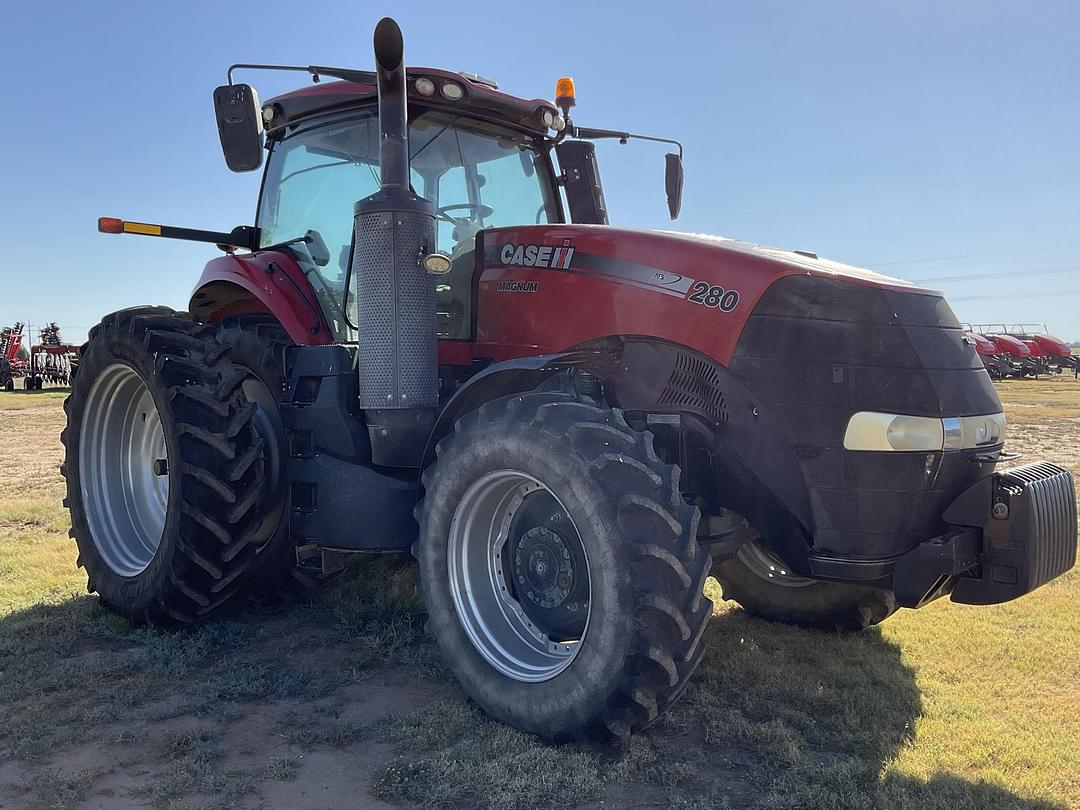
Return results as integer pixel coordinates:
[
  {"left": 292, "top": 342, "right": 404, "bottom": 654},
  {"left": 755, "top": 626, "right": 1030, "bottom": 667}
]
[{"left": 731, "top": 274, "right": 1003, "bottom": 560}]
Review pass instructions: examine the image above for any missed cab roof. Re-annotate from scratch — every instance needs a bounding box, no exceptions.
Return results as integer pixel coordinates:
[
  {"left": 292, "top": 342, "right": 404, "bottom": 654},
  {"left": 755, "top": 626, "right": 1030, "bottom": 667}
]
[{"left": 263, "top": 68, "right": 558, "bottom": 137}]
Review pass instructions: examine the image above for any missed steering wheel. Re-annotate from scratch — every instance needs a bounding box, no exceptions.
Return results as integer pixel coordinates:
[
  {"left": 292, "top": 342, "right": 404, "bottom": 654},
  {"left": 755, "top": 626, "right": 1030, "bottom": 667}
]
[{"left": 436, "top": 203, "right": 494, "bottom": 226}]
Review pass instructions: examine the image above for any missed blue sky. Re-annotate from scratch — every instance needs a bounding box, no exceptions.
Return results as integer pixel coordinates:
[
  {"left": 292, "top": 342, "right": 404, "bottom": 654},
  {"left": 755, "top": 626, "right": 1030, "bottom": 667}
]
[{"left": 2, "top": 1, "right": 1077, "bottom": 344}]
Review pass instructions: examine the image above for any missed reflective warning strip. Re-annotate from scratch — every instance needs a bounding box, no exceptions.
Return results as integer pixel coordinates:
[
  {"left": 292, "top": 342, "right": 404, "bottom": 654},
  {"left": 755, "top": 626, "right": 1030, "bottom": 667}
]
[{"left": 123, "top": 221, "right": 162, "bottom": 236}]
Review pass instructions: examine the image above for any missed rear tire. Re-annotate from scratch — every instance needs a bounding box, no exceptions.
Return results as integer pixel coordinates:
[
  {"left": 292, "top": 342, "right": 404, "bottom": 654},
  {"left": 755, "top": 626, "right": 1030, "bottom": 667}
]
[
  {"left": 210, "top": 317, "right": 333, "bottom": 600},
  {"left": 712, "top": 533, "right": 897, "bottom": 631},
  {"left": 61, "top": 307, "right": 273, "bottom": 624},
  {"left": 416, "top": 393, "right": 712, "bottom": 741}
]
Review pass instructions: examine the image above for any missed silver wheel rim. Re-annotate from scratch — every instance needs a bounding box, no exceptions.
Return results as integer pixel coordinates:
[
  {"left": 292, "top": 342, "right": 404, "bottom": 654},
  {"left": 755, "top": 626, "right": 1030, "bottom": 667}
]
[
  {"left": 79, "top": 363, "right": 169, "bottom": 577},
  {"left": 736, "top": 536, "right": 817, "bottom": 589},
  {"left": 448, "top": 470, "right": 590, "bottom": 683}
]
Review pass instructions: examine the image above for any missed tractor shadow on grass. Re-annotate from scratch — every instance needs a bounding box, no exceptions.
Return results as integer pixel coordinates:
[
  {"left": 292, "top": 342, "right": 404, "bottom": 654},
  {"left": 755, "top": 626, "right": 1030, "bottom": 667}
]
[
  {"left": 633, "top": 604, "right": 1067, "bottom": 809},
  {"left": 0, "top": 562, "right": 1069, "bottom": 810}
]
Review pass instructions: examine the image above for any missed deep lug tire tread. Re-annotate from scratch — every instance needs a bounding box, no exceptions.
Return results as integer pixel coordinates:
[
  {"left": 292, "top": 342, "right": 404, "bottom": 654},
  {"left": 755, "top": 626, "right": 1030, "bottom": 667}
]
[
  {"left": 416, "top": 393, "right": 712, "bottom": 742},
  {"left": 62, "top": 307, "right": 272, "bottom": 624},
  {"left": 210, "top": 316, "right": 336, "bottom": 601}
]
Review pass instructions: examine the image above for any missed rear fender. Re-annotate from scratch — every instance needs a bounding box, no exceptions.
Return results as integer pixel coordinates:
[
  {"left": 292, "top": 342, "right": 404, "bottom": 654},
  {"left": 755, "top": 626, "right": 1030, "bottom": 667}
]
[{"left": 189, "top": 251, "right": 332, "bottom": 345}]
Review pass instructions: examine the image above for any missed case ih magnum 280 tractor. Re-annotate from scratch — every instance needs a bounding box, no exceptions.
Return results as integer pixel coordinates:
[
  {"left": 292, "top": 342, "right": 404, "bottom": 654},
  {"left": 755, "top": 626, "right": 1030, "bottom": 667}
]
[{"left": 64, "top": 19, "right": 1076, "bottom": 740}]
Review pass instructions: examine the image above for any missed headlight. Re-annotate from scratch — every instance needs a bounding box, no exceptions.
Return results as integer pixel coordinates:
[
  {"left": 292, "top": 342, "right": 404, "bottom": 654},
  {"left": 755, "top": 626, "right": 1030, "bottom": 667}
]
[
  {"left": 844, "top": 412, "right": 1006, "bottom": 452},
  {"left": 845, "top": 413, "right": 943, "bottom": 451},
  {"left": 964, "top": 415, "right": 1004, "bottom": 447}
]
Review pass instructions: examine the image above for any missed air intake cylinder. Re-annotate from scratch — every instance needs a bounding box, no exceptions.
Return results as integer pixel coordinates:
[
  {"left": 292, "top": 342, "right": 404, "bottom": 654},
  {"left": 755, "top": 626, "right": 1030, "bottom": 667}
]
[{"left": 353, "top": 18, "right": 438, "bottom": 467}]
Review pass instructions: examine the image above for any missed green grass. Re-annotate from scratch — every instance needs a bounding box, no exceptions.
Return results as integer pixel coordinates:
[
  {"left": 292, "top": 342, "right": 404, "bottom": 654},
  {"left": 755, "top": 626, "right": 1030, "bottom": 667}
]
[{"left": 0, "top": 380, "right": 1076, "bottom": 809}]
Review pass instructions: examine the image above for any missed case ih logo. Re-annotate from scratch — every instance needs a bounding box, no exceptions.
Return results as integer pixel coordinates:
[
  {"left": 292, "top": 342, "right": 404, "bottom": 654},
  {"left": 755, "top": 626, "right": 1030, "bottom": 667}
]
[{"left": 499, "top": 239, "right": 575, "bottom": 269}]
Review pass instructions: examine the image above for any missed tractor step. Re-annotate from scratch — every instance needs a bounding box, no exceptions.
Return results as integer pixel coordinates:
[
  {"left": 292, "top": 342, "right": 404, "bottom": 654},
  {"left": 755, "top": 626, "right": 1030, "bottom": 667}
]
[{"left": 295, "top": 543, "right": 348, "bottom": 576}]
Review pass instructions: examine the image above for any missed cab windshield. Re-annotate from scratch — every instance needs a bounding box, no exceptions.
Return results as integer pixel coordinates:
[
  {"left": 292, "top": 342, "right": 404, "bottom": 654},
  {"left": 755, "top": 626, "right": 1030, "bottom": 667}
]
[{"left": 257, "top": 109, "right": 561, "bottom": 339}]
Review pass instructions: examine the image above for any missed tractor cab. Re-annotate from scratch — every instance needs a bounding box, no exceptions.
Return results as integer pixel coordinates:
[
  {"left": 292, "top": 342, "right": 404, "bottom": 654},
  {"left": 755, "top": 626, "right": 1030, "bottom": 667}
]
[
  {"left": 255, "top": 100, "right": 563, "bottom": 341},
  {"left": 202, "top": 64, "right": 681, "bottom": 342}
]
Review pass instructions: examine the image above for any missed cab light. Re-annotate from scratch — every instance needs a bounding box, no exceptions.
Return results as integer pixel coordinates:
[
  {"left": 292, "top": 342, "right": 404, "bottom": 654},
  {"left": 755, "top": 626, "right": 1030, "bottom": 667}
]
[
  {"left": 415, "top": 77, "right": 435, "bottom": 97},
  {"left": 441, "top": 81, "right": 464, "bottom": 101},
  {"left": 555, "top": 76, "right": 576, "bottom": 109}
]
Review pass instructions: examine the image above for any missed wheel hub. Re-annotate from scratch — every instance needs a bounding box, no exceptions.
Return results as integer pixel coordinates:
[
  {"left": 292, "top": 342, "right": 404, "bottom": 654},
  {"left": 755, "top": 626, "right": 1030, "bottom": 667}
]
[
  {"left": 506, "top": 494, "right": 589, "bottom": 642},
  {"left": 447, "top": 470, "right": 592, "bottom": 683},
  {"left": 514, "top": 526, "right": 574, "bottom": 609}
]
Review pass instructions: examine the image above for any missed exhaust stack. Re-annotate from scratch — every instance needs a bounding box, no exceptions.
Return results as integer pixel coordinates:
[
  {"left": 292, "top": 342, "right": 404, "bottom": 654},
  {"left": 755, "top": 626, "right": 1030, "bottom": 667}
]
[{"left": 353, "top": 17, "right": 438, "bottom": 467}]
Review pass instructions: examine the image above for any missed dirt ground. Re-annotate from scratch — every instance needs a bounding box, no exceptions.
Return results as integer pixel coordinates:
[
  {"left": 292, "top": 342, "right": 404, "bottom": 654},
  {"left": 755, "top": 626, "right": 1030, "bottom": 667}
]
[{"left": 0, "top": 378, "right": 1077, "bottom": 810}]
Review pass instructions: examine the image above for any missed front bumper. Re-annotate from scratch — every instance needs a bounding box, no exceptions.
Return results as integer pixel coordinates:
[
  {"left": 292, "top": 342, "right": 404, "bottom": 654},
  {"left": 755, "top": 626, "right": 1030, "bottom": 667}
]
[{"left": 893, "top": 461, "right": 1077, "bottom": 607}]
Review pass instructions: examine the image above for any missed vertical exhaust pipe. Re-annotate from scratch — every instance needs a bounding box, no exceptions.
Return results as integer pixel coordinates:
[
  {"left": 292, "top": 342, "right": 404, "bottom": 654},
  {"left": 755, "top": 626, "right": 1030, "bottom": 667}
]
[
  {"left": 354, "top": 17, "right": 438, "bottom": 467},
  {"left": 373, "top": 18, "right": 409, "bottom": 190}
]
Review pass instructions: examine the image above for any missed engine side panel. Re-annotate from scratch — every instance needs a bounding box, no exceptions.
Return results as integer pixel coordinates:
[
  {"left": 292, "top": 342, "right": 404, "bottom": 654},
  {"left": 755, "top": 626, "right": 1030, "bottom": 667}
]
[{"left": 471, "top": 226, "right": 795, "bottom": 364}]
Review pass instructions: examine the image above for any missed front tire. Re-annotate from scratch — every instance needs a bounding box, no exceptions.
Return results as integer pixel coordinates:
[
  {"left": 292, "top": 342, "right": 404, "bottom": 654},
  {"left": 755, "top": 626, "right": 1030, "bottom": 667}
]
[
  {"left": 416, "top": 393, "right": 712, "bottom": 741},
  {"left": 712, "top": 533, "right": 897, "bottom": 631},
  {"left": 61, "top": 307, "right": 273, "bottom": 624}
]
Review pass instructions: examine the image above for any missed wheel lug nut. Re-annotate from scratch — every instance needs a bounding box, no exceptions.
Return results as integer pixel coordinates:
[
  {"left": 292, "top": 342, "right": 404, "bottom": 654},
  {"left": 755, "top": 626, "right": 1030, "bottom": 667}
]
[{"left": 152, "top": 458, "right": 169, "bottom": 476}]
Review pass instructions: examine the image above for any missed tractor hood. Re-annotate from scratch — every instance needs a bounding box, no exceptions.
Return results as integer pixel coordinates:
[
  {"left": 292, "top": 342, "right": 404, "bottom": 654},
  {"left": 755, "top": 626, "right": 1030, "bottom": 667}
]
[
  {"left": 478, "top": 224, "right": 950, "bottom": 366},
  {"left": 659, "top": 231, "right": 926, "bottom": 292}
]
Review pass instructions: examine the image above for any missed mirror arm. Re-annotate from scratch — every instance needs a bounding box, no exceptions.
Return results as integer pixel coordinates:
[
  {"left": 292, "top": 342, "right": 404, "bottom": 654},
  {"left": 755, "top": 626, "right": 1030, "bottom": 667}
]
[
  {"left": 573, "top": 126, "right": 683, "bottom": 159},
  {"left": 226, "top": 63, "right": 376, "bottom": 87}
]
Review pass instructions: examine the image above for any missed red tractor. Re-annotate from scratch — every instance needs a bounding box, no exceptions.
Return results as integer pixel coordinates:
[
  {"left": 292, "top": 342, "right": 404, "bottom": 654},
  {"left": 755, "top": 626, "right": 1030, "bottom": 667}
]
[{"left": 62, "top": 19, "right": 1077, "bottom": 740}]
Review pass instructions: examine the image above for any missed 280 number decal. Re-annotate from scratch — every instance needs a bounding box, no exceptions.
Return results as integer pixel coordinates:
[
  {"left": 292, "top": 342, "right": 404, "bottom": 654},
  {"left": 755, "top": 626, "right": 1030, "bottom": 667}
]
[{"left": 687, "top": 282, "right": 740, "bottom": 312}]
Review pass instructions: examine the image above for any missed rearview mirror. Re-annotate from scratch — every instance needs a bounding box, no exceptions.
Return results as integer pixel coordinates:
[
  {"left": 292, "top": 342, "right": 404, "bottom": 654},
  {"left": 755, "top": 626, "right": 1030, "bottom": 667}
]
[
  {"left": 213, "top": 83, "right": 264, "bottom": 172},
  {"left": 665, "top": 153, "right": 683, "bottom": 220},
  {"left": 303, "top": 229, "right": 331, "bottom": 267}
]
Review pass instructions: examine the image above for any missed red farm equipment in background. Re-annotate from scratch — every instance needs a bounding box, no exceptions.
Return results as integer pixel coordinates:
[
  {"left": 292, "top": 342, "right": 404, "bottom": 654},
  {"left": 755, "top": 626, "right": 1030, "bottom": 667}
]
[
  {"left": 24, "top": 322, "right": 79, "bottom": 390},
  {"left": 1, "top": 322, "right": 28, "bottom": 391},
  {"left": 962, "top": 324, "right": 1016, "bottom": 379},
  {"left": 1006, "top": 324, "right": 1073, "bottom": 375},
  {"left": 972, "top": 324, "right": 1039, "bottom": 377}
]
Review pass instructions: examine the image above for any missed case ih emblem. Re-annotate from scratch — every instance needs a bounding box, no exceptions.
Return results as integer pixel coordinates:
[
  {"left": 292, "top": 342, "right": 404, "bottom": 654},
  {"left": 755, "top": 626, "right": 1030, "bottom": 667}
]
[{"left": 499, "top": 239, "right": 575, "bottom": 269}]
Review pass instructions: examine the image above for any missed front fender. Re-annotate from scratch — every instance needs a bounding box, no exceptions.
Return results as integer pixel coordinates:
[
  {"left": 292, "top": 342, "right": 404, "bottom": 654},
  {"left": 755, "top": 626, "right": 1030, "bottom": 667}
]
[
  {"left": 423, "top": 351, "right": 598, "bottom": 467},
  {"left": 189, "top": 251, "right": 332, "bottom": 345}
]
